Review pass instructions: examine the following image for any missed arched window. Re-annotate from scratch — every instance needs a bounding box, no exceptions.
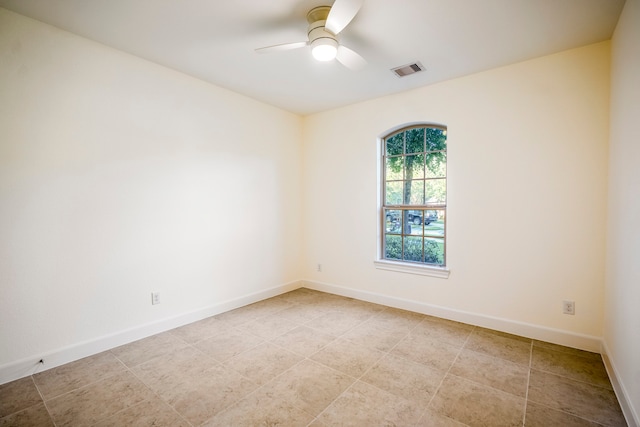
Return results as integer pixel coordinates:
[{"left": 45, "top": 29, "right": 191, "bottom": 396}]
[{"left": 377, "top": 124, "right": 448, "bottom": 275}]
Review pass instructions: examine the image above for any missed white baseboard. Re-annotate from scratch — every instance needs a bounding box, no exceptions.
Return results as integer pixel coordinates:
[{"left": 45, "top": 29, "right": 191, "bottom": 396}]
[
  {"left": 302, "top": 279, "right": 603, "bottom": 353},
  {"left": 601, "top": 341, "right": 639, "bottom": 427},
  {"left": 0, "top": 280, "right": 302, "bottom": 386}
]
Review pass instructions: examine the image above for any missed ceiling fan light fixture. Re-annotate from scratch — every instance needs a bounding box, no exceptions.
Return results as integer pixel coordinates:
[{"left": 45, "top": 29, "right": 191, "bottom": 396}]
[{"left": 311, "top": 38, "right": 338, "bottom": 61}]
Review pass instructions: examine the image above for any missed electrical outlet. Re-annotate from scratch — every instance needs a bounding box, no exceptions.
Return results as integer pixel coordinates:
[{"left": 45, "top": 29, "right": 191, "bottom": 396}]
[
  {"left": 317, "top": 263, "right": 322, "bottom": 272},
  {"left": 151, "top": 292, "right": 160, "bottom": 305},
  {"left": 562, "top": 300, "right": 575, "bottom": 315}
]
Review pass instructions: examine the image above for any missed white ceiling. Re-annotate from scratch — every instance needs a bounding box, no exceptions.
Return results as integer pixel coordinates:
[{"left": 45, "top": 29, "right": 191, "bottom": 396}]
[{"left": 0, "top": 0, "right": 625, "bottom": 115}]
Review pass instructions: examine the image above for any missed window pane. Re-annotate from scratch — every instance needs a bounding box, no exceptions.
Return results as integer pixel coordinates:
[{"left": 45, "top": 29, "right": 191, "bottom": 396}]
[
  {"left": 407, "top": 210, "right": 424, "bottom": 235},
  {"left": 385, "top": 157, "right": 404, "bottom": 180},
  {"left": 403, "top": 236, "right": 423, "bottom": 262},
  {"left": 384, "top": 209, "right": 401, "bottom": 233},
  {"left": 405, "top": 128, "right": 425, "bottom": 154},
  {"left": 405, "top": 180, "right": 424, "bottom": 205},
  {"left": 424, "top": 237, "right": 445, "bottom": 265},
  {"left": 385, "top": 235, "right": 402, "bottom": 260},
  {"left": 402, "top": 211, "right": 413, "bottom": 234},
  {"left": 386, "top": 133, "right": 403, "bottom": 156},
  {"left": 426, "top": 152, "right": 446, "bottom": 178},
  {"left": 386, "top": 181, "right": 403, "bottom": 205},
  {"left": 426, "top": 128, "right": 447, "bottom": 151},
  {"left": 425, "top": 178, "right": 446, "bottom": 204},
  {"left": 424, "top": 210, "right": 445, "bottom": 237},
  {"left": 405, "top": 154, "right": 424, "bottom": 180}
]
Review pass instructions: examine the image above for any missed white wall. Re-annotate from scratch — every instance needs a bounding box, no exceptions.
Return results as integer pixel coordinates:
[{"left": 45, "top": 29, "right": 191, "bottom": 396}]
[
  {"left": 303, "top": 42, "right": 610, "bottom": 346},
  {"left": 605, "top": 0, "right": 640, "bottom": 423},
  {"left": 0, "top": 9, "right": 302, "bottom": 372}
]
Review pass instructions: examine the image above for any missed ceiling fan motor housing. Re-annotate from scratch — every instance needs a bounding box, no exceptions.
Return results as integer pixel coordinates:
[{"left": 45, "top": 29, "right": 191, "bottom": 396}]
[
  {"left": 307, "top": 6, "right": 338, "bottom": 61},
  {"left": 308, "top": 21, "right": 338, "bottom": 44},
  {"left": 307, "top": 6, "right": 338, "bottom": 42}
]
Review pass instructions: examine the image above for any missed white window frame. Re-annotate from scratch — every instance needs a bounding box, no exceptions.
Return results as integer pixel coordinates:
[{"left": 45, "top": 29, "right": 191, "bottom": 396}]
[{"left": 374, "top": 123, "right": 450, "bottom": 279}]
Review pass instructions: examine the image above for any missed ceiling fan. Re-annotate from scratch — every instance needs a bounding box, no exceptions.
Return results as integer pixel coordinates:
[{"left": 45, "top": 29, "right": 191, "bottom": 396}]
[{"left": 255, "top": 0, "right": 366, "bottom": 70}]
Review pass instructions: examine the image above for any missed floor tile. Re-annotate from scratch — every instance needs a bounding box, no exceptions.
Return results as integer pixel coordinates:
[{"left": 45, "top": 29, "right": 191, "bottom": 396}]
[
  {"left": 257, "top": 359, "right": 354, "bottom": 416},
  {"left": 194, "top": 327, "right": 264, "bottom": 362},
  {"left": 275, "top": 288, "right": 335, "bottom": 306},
  {"left": 110, "top": 332, "right": 190, "bottom": 368},
  {"left": 310, "top": 338, "right": 384, "bottom": 378},
  {"left": 0, "top": 377, "right": 42, "bottom": 418},
  {"left": 93, "top": 398, "right": 190, "bottom": 427},
  {"left": 391, "top": 332, "right": 460, "bottom": 372},
  {"left": 223, "top": 342, "right": 303, "bottom": 385},
  {"left": 533, "top": 340, "right": 603, "bottom": 362},
  {"left": 450, "top": 349, "right": 529, "bottom": 397},
  {"left": 236, "top": 313, "right": 301, "bottom": 340},
  {"left": 213, "top": 298, "right": 292, "bottom": 325},
  {"left": 429, "top": 375, "right": 526, "bottom": 427},
  {"left": 341, "top": 318, "right": 409, "bottom": 352},
  {"left": 367, "top": 307, "right": 425, "bottom": 334},
  {"left": 0, "top": 402, "right": 54, "bottom": 426},
  {"left": 33, "top": 351, "right": 126, "bottom": 400},
  {"left": 273, "top": 303, "right": 329, "bottom": 323},
  {"left": 201, "top": 387, "right": 315, "bottom": 427},
  {"left": 525, "top": 401, "right": 602, "bottom": 427},
  {"left": 169, "top": 315, "right": 228, "bottom": 344},
  {"left": 133, "top": 342, "right": 214, "bottom": 374},
  {"left": 531, "top": 345, "right": 612, "bottom": 389},
  {"left": 270, "top": 325, "right": 336, "bottom": 357},
  {"left": 464, "top": 328, "right": 532, "bottom": 366},
  {"left": 46, "top": 370, "right": 155, "bottom": 427},
  {"left": 317, "top": 380, "right": 423, "bottom": 426},
  {"left": 527, "top": 369, "right": 626, "bottom": 426},
  {"left": 360, "top": 353, "right": 446, "bottom": 407},
  {"left": 419, "top": 409, "right": 470, "bottom": 426},
  {"left": 412, "top": 316, "right": 474, "bottom": 348},
  {"left": 134, "top": 345, "right": 257, "bottom": 425},
  {"left": 329, "top": 298, "right": 386, "bottom": 318},
  {"left": 235, "top": 298, "right": 293, "bottom": 319},
  {"left": 163, "top": 364, "right": 258, "bottom": 426},
  {"left": 130, "top": 346, "right": 218, "bottom": 400},
  {"left": 305, "top": 310, "right": 371, "bottom": 336}
]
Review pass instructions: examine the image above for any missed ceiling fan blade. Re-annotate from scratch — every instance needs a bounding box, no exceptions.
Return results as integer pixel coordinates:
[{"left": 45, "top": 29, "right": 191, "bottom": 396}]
[
  {"left": 336, "top": 45, "right": 366, "bottom": 70},
  {"left": 255, "top": 41, "right": 308, "bottom": 54},
  {"left": 325, "top": 0, "right": 363, "bottom": 35}
]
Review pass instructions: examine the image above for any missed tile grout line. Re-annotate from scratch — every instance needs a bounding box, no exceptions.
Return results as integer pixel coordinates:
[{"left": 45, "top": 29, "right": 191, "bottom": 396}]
[
  {"left": 301, "top": 307, "right": 388, "bottom": 423},
  {"left": 522, "top": 340, "right": 534, "bottom": 427},
  {"left": 297, "top": 306, "right": 415, "bottom": 425},
  {"left": 199, "top": 299, "right": 374, "bottom": 425},
  {"left": 361, "top": 313, "right": 434, "bottom": 423},
  {"left": 122, "top": 364, "right": 195, "bottom": 427},
  {"left": 196, "top": 298, "right": 371, "bottom": 425},
  {"left": 30, "top": 375, "right": 58, "bottom": 427},
  {"left": 113, "top": 329, "right": 250, "bottom": 427},
  {"left": 31, "top": 355, "right": 131, "bottom": 426},
  {"left": 421, "top": 325, "right": 476, "bottom": 426},
  {"left": 524, "top": 367, "right": 623, "bottom": 426}
]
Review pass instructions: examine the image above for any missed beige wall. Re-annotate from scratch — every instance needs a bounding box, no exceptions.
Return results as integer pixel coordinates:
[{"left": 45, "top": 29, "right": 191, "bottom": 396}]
[
  {"left": 0, "top": 9, "right": 302, "bottom": 368},
  {"left": 606, "top": 0, "right": 640, "bottom": 423},
  {"left": 303, "top": 42, "right": 610, "bottom": 341}
]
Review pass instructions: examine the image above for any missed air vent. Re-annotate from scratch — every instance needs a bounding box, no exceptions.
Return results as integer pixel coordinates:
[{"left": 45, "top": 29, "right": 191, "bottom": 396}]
[{"left": 391, "top": 62, "right": 425, "bottom": 78}]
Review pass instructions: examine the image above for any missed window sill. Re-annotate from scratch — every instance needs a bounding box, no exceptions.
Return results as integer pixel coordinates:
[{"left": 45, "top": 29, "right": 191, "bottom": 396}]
[{"left": 373, "top": 260, "right": 450, "bottom": 279}]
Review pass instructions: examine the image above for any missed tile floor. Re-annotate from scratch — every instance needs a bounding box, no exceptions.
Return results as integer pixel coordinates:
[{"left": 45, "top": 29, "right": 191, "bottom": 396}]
[{"left": 0, "top": 288, "right": 627, "bottom": 426}]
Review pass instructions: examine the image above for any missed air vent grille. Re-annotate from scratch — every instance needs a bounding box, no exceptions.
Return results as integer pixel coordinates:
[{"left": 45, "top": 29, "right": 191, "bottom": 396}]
[{"left": 391, "top": 62, "right": 425, "bottom": 77}]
